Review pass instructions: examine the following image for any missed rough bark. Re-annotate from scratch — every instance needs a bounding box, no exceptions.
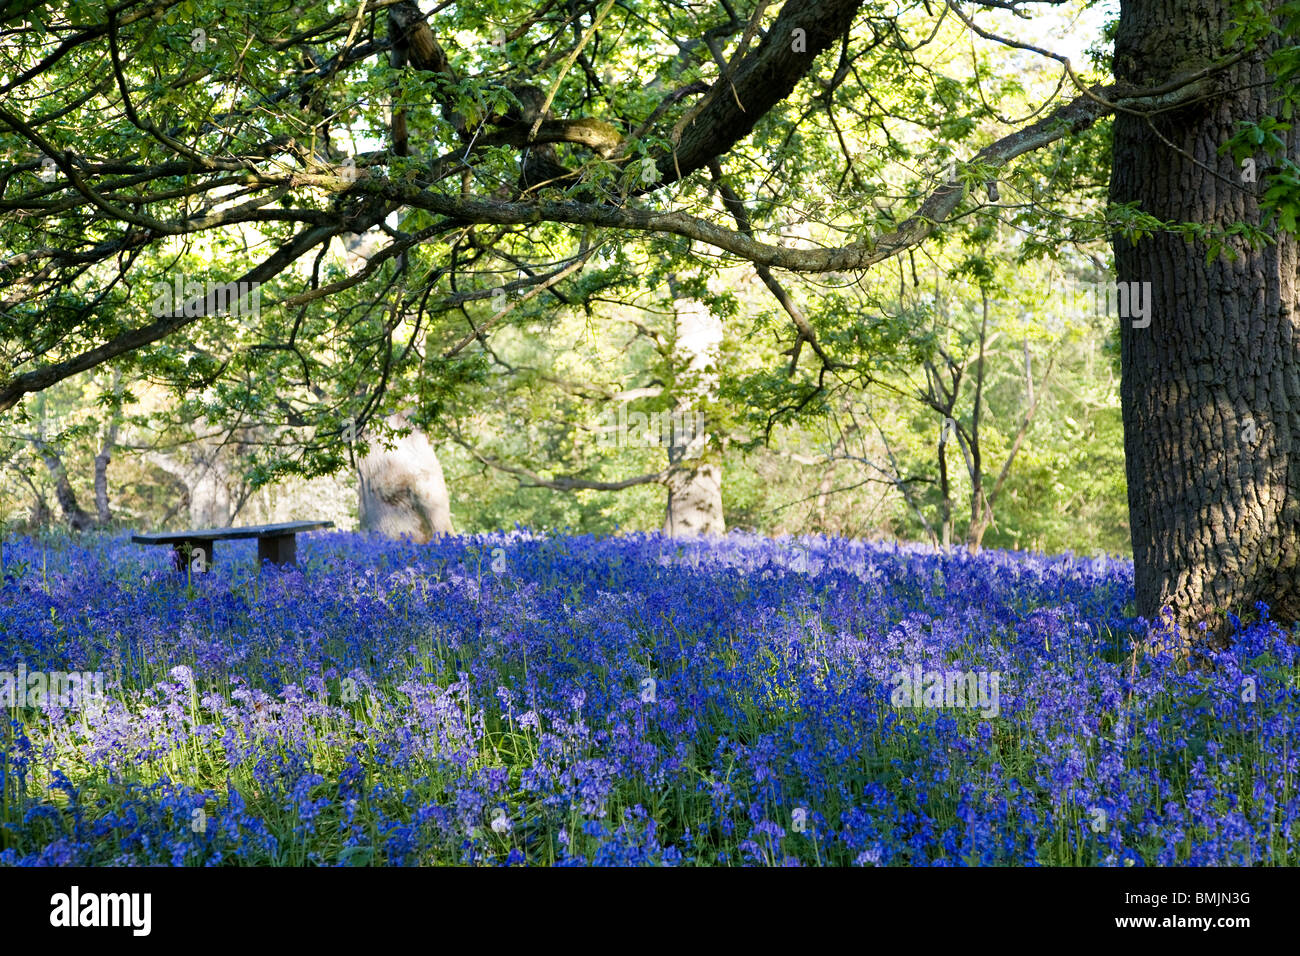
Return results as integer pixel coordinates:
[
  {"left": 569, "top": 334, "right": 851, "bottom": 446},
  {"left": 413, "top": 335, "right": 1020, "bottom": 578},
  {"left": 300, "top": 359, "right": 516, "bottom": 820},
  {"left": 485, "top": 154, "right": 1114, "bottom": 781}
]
[
  {"left": 357, "top": 412, "right": 455, "bottom": 542},
  {"left": 1113, "top": 0, "right": 1300, "bottom": 627},
  {"left": 663, "top": 461, "right": 724, "bottom": 536},
  {"left": 663, "top": 294, "right": 725, "bottom": 536}
]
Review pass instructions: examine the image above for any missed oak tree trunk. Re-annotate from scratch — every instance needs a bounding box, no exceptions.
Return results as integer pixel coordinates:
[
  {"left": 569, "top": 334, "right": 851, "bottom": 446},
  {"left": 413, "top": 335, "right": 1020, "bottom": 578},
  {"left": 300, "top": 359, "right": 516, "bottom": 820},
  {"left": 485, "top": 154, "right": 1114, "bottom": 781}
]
[{"left": 1112, "top": 0, "right": 1300, "bottom": 627}]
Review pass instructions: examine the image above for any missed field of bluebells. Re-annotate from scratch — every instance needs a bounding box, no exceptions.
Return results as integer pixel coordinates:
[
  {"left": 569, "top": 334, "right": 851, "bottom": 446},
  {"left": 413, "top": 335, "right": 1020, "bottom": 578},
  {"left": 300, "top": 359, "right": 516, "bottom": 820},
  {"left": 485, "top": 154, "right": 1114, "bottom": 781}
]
[{"left": 1, "top": 530, "right": 1297, "bottom": 867}]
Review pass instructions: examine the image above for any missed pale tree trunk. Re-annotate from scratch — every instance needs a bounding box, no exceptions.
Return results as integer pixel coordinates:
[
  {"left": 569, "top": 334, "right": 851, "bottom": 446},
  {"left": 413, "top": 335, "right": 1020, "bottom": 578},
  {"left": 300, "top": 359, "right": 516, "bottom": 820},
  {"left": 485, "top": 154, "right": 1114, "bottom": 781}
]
[
  {"left": 185, "top": 456, "right": 237, "bottom": 527},
  {"left": 93, "top": 370, "right": 123, "bottom": 527},
  {"left": 1113, "top": 0, "right": 1300, "bottom": 629},
  {"left": 357, "top": 412, "right": 455, "bottom": 542},
  {"left": 92, "top": 444, "right": 112, "bottom": 526},
  {"left": 344, "top": 238, "right": 457, "bottom": 543},
  {"left": 344, "top": 232, "right": 458, "bottom": 543},
  {"left": 662, "top": 293, "right": 725, "bottom": 536},
  {"left": 344, "top": 230, "right": 385, "bottom": 272},
  {"left": 143, "top": 447, "right": 239, "bottom": 528},
  {"left": 921, "top": 349, "right": 961, "bottom": 551}
]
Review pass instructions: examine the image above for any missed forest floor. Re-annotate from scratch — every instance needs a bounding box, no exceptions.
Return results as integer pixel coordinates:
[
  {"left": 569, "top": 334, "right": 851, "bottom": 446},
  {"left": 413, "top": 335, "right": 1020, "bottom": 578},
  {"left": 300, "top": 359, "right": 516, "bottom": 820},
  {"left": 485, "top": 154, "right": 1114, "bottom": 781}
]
[{"left": 1, "top": 530, "right": 1296, "bottom": 865}]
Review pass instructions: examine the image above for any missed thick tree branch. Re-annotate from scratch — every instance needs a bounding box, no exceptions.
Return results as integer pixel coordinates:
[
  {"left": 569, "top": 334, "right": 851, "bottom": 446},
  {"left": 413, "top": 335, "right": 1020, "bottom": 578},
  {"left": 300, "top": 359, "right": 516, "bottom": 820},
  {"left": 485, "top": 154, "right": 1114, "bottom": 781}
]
[{"left": 652, "top": 0, "right": 864, "bottom": 187}]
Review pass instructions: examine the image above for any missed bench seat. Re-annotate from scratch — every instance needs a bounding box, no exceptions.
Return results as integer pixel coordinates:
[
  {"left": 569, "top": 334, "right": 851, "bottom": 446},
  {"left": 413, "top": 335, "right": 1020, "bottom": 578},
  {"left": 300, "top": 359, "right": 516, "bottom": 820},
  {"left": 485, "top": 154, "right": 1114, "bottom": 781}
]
[{"left": 131, "top": 520, "right": 334, "bottom": 570}]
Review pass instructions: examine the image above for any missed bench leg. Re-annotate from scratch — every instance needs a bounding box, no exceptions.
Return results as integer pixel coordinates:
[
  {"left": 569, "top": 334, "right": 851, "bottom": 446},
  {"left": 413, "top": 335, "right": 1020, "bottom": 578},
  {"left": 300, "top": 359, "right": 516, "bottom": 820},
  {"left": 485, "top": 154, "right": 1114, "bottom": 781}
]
[
  {"left": 258, "top": 534, "right": 297, "bottom": 567},
  {"left": 173, "top": 540, "right": 213, "bottom": 573}
]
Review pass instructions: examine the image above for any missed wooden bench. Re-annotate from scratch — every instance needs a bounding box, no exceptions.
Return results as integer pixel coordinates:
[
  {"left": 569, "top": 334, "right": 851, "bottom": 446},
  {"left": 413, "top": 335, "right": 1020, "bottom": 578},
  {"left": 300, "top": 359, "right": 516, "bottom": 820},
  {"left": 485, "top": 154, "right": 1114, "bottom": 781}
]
[{"left": 131, "top": 520, "right": 334, "bottom": 571}]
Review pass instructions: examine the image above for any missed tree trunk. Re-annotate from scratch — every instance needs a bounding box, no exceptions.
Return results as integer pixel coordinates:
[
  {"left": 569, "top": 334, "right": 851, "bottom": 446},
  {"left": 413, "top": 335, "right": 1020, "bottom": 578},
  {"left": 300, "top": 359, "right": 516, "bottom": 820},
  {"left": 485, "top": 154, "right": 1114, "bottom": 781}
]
[
  {"left": 15, "top": 470, "right": 50, "bottom": 529},
  {"left": 143, "top": 443, "right": 242, "bottom": 528},
  {"left": 93, "top": 446, "right": 112, "bottom": 526},
  {"left": 663, "top": 462, "right": 724, "bottom": 536},
  {"left": 36, "top": 443, "right": 95, "bottom": 532},
  {"left": 1112, "top": 0, "right": 1300, "bottom": 628},
  {"left": 814, "top": 433, "right": 845, "bottom": 531},
  {"left": 93, "top": 373, "right": 122, "bottom": 527},
  {"left": 663, "top": 294, "right": 725, "bottom": 536},
  {"left": 357, "top": 412, "right": 455, "bottom": 542},
  {"left": 938, "top": 437, "right": 953, "bottom": 550},
  {"left": 964, "top": 292, "right": 989, "bottom": 554},
  {"left": 28, "top": 494, "right": 51, "bottom": 529},
  {"left": 187, "top": 455, "right": 238, "bottom": 527}
]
